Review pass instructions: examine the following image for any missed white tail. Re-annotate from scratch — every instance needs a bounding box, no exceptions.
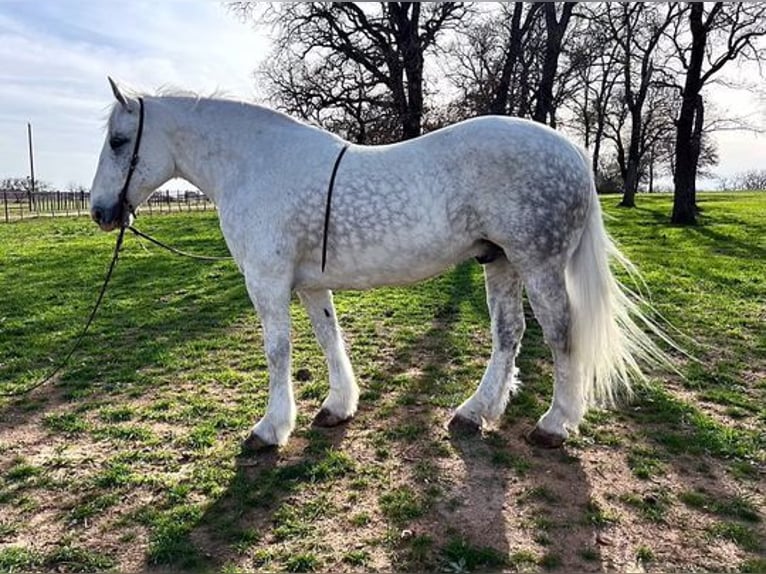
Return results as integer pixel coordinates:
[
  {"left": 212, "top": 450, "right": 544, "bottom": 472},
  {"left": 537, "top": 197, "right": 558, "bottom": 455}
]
[{"left": 565, "top": 193, "right": 674, "bottom": 406}]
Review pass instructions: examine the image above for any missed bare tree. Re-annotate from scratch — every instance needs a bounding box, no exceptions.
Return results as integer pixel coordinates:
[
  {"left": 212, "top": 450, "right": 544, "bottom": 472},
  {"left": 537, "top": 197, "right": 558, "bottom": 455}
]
[
  {"left": 488, "top": 3, "right": 543, "bottom": 116},
  {"left": 604, "top": 3, "right": 681, "bottom": 207},
  {"left": 447, "top": 2, "right": 580, "bottom": 127},
  {"left": 669, "top": 2, "right": 766, "bottom": 224},
  {"left": 734, "top": 169, "right": 766, "bottom": 190},
  {"left": 446, "top": 4, "right": 543, "bottom": 119},
  {"left": 447, "top": 15, "right": 510, "bottom": 119},
  {"left": 232, "top": 2, "right": 469, "bottom": 143},
  {"left": 564, "top": 3, "right": 621, "bottom": 179},
  {"left": 532, "top": 2, "right": 577, "bottom": 126}
]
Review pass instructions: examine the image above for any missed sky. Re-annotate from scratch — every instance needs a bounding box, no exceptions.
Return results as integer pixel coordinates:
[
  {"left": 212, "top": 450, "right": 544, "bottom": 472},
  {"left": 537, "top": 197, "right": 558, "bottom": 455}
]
[
  {"left": 0, "top": 1, "right": 763, "bottom": 191},
  {"left": 0, "top": 0, "right": 268, "bottom": 190}
]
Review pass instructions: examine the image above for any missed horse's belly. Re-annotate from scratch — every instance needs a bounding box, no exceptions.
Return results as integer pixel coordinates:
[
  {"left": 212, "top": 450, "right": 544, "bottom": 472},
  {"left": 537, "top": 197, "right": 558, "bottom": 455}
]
[{"left": 294, "top": 235, "right": 483, "bottom": 291}]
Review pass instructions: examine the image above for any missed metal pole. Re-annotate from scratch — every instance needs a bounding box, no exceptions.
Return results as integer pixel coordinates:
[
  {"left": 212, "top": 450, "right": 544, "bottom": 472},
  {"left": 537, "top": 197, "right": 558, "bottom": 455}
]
[{"left": 27, "top": 123, "right": 36, "bottom": 211}]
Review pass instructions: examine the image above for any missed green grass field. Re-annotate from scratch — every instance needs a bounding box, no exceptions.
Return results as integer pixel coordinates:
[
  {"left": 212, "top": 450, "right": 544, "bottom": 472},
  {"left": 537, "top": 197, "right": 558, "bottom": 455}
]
[{"left": 0, "top": 193, "right": 764, "bottom": 573}]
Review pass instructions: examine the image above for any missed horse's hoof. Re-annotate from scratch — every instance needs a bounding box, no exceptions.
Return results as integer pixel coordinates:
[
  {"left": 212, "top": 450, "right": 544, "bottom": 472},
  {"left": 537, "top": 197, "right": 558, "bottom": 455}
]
[
  {"left": 312, "top": 408, "right": 354, "bottom": 428},
  {"left": 447, "top": 413, "right": 481, "bottom": 436},
  {"left": 526, "top": 426, "right": 566, "bottom": 449},
  {"left": 241, "top": 432, "right": 278, "bottom": 453}
]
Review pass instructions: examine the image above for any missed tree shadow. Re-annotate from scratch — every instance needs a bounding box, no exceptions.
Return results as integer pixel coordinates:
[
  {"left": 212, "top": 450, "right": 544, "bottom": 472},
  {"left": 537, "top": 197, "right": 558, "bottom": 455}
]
[
  {"left": 634, "top": 204, "right": 766, "bottom": 261},
  {"left": 1, "top": 256, "right": 606, "bottom": 571}
]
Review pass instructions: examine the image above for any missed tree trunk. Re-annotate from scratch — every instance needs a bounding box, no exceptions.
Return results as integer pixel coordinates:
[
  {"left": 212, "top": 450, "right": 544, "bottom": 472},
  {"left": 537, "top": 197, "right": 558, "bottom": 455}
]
[
  {"left": 592, "top": 112, "right": 605, "bottom": 180},
  {"left": 689, "top": 94, "right": 704, "bottom": 212},
  {"left": 532, "top": 3, "right": 574, "bottom": 125},
  {"left": 489, "top": 3, "right": 524, "bottom": 115},
  {"left": 672, "top": 3, "right": 705, "bottom": 225},
  {"left": 389, "top": 3, "right": 423, "bottom": 139},
  {"left": 620, "top": 109, "right": 643, "bottom": 207}
]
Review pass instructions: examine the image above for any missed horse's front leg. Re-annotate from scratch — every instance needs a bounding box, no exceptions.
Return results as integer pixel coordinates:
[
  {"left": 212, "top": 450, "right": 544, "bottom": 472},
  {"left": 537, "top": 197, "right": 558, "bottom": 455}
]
[
  {"left": 243, "top": 275, "right": 296, "bottom": 450},
  {"left": 298, "top": 289, "right": 358, "bottom": 426}
]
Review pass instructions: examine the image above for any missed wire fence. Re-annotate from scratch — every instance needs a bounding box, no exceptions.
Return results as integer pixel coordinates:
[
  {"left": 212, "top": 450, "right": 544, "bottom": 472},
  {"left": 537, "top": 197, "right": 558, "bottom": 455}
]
[{"left": 1, "top": 189, "right": 215, "bottom": 223}]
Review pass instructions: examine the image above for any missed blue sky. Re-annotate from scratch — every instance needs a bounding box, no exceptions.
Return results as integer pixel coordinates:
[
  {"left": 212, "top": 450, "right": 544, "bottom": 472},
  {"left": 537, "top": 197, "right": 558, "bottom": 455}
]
[
  {"left": 0, "top": 1, "right": 763, "bottom": 190},
  {"left": 0, "top": 1, "right": 267, "bottom": 189}
]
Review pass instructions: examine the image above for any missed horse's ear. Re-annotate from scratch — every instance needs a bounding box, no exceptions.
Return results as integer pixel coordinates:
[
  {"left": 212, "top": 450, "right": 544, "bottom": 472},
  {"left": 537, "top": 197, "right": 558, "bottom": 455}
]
[{"left": 108, "top": 76, "right": 129, "bottom": 110}]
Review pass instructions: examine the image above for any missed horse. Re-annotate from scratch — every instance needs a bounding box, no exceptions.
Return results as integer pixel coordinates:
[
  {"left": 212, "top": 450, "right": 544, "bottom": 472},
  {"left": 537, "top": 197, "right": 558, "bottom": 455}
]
[{"left": 89, "top": 78, "right": 668, "bottom": 451}]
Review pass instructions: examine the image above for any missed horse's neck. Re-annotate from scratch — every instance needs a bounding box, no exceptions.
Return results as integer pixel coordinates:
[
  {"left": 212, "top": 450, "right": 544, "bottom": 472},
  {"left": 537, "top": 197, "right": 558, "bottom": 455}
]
[{"left": 160, "top": 98, "right": 324, "bottom": 203}]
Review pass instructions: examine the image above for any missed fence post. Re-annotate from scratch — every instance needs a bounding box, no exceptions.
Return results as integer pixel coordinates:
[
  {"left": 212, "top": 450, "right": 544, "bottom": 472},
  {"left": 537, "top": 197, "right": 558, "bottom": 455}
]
[{"left": 3, "top": 191, "right": 8, "bottom": 223}]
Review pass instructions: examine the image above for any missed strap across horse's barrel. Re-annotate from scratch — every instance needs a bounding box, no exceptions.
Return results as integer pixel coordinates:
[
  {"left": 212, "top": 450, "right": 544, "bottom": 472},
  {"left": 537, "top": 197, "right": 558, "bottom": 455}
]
[{"left": 321, "top": 144, "right": 350, "bottom": 273}]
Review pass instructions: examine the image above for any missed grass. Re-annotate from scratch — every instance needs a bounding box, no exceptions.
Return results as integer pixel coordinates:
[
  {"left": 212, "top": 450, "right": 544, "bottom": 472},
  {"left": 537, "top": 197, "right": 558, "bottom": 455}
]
[
  {"left": 441, "top": 538, "right": 508, "bottom": 571},
  {"left": 706, "top": 522, "right": 762, "bottom": 552},
  {"left": 379, "top": 486, "right": 428, "bottom": 525},
  {"left": 0, "top": 193, "right": 764, "bottom": 572},
  {"left": 679, "top": 489, "right": 761, "bottom": 523},
  {"left": 620, "top": 489, "right": 672, "bottom": 523}
]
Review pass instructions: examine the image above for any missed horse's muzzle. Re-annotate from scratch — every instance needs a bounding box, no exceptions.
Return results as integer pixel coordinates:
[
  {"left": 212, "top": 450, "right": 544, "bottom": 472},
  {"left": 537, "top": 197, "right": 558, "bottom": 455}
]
[{"left": 91, "top": 203, "right": 122, "bottom": 232}]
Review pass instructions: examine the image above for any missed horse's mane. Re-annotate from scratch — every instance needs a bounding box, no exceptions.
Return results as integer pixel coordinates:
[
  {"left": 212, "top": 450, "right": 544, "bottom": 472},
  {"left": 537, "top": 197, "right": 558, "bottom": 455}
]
[
  {"left": 153, "top": 85, "right": 232, "bottom": 100},
  {"left": 102, "top": 81, "right": 309, "bottom": 132}
]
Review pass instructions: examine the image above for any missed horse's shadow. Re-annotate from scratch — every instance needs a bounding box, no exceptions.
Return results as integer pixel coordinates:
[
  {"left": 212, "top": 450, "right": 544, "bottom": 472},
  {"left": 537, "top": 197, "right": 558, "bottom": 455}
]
[
  {"left": 156, "top": 261, "right": 602, "bottom": 572},
  {"left": 164, "top": 417, "right": 599, "bottom": 572},
  {"left": 167, "top": 424, "right": 351, "bottom": 571}
]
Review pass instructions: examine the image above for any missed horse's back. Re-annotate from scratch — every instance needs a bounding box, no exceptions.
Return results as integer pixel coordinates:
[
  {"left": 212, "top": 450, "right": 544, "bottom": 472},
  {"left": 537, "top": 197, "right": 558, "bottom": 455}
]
[{"left": 355, "top": 116, "right": 594, "bottom": 264}]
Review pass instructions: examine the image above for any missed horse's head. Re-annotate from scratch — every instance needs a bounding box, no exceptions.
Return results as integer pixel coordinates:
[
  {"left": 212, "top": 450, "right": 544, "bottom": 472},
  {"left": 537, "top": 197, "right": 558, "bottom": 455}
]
[{"left": 89, "top": 78, "right": 175, "bottom": 231}]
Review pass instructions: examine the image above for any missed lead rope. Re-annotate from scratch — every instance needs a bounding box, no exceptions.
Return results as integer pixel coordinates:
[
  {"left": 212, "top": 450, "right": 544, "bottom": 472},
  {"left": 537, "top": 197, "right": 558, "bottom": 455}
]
[
  {"left": 0, "top": 226, "right": 127, "bottom": 397},
  {"left": 0, "top": 224, "right": 232, "bottom": 398},
  {"left": 127, "top": 225, "right": 231, "bottom": 261},
  {"left": 0, "top": 98, "right": 147, "bottom": 398},
  {"left": 3, "top": 112, "right": 341, "bottom": 397}
]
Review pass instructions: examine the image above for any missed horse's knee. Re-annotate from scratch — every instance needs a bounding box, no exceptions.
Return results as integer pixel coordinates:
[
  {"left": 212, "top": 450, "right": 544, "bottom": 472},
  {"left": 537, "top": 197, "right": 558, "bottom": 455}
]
[{"left": 264, "top": 335, "right": 290, "bottom": 367}]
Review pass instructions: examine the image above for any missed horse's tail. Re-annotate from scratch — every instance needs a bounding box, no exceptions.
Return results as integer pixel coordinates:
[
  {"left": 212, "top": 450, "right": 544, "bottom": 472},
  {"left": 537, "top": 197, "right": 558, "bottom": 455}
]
[{"left": 565, "top": 180, "right": 674, "bottom": 406}]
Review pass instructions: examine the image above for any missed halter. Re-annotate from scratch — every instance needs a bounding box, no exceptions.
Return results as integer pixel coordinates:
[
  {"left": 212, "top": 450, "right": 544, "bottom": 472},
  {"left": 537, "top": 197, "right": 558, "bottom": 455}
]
[{"left": 117, "top": 96, "right": 145, "bottom": 226}]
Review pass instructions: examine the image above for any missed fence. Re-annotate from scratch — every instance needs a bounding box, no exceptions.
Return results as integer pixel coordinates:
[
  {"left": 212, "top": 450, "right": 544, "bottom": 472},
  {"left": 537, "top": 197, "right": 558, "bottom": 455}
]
[{"left": 1, "top": 189, "right": 215, "bottom": 223}]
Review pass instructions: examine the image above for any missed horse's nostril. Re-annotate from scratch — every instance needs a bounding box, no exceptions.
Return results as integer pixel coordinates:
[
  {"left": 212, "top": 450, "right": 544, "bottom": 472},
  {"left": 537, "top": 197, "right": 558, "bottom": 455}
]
[{"left": 91, "top": 206, "right": 104, "bottom": 224}]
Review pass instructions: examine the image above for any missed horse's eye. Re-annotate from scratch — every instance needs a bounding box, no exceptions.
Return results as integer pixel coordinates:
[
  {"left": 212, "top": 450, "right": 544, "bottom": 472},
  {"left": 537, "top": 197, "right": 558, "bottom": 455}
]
[{"left": 110, "top": 135, "right": 129, "bottom": 151}]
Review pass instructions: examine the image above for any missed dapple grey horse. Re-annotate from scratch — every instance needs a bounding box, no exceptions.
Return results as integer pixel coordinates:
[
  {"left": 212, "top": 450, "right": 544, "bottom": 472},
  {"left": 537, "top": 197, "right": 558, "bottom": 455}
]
[{"left": 90, "top": 79, "right": 667, "bottom": 451}]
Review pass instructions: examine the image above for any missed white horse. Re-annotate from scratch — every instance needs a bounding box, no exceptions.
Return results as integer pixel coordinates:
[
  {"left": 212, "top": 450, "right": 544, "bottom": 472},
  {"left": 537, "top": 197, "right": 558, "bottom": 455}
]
[{"left": 90, "top": 79, "right": 667, "bottom": 451}]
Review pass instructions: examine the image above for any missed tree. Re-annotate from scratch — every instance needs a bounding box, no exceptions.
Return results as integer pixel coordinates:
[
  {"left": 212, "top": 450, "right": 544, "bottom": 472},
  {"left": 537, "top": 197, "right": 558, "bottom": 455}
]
[
  {"left": 532, "top": 2, "right": 577, "bottom": 126},
  {"left": 446, "top": 2, "right": 580, "bottom": 128},
  {"left": 733, "top": 169, "right": 766, "bottom": 190},
  {"left": 563, "top": 3, "right": 621, "bottom": 179},
  {"left": 670, "top": 2, "right": 766, "bottom": 224},
  {"left": 446, "top": 4, "right": 542, "bottom": 119},
  {"left": 488, "top": 3, "right": 543, "bottom": 116},
  {"left": 604, "top": 3, "right": 680, "bottom": 207},
  {"left": 231, "top": 2, "right": 469, "bottom": 143}
]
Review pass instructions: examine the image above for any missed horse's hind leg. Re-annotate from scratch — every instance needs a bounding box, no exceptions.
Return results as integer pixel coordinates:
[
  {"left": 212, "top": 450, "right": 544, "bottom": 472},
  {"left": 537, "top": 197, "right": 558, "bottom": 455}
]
[
  {"left": 523, "top": 263, "right": 585, "bottom": 448},
  {"left": 298, "top": 289, "right": 358, "bottom": 427},
  {"left": 449, "top": 257, "right": 524, "bottom": 432}
]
